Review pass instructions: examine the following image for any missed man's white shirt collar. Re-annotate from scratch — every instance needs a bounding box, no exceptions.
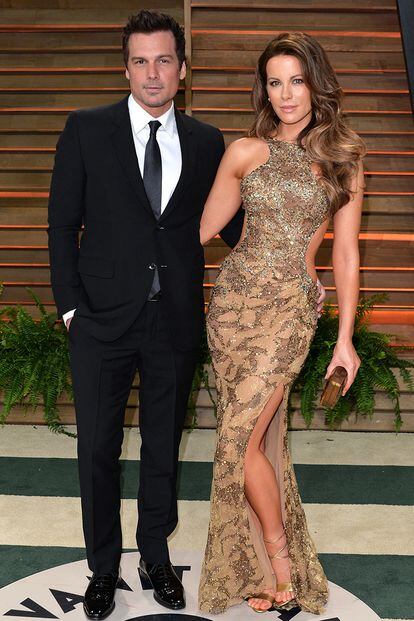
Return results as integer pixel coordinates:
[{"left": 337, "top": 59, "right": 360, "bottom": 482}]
[{"left": 128, "top": 94, "right": 176, "bottom": 138}]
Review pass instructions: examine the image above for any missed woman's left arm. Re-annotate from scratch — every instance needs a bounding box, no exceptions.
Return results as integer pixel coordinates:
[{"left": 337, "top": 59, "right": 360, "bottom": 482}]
[{"left": 325, "top": 161, "right": 364, "bottom": 394}]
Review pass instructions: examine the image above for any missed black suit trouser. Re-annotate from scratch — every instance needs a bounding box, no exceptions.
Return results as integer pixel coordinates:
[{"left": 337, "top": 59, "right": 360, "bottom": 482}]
[{"left": 68, "top": 299, "right": 198, "bottom": 574}]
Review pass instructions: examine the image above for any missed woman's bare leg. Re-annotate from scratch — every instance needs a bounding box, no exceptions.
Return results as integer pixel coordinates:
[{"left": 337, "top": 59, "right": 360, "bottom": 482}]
[{"left": 244, "top": 384, "right": 294, "bottom": 611}]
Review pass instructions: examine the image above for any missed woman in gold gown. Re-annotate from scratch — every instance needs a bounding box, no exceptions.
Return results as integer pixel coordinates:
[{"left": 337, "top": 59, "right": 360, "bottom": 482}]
[{"left": 198, "top": 33, "right": 365, "bottom": 615}]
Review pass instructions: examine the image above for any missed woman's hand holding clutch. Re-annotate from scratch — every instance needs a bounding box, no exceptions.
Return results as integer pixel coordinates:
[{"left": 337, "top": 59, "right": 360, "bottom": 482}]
[{"left": 323, "top": 340, "right": 361, "bottom": 400}]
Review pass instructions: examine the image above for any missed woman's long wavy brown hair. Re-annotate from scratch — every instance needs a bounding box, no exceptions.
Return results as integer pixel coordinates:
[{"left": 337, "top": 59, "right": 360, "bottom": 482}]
[{"left": 248, "top": 32, "right": 366, "bottom": 215}]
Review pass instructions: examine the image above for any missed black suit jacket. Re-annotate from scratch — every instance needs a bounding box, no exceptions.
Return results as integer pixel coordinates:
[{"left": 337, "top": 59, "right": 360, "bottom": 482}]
[{"left": 48, "top": 96, "right": 228, "bottom": 350}]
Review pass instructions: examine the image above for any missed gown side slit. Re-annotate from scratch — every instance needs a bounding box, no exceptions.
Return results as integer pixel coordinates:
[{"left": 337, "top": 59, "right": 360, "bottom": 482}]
[{"left": 244, "top": 381, "right": 287, "bottom": 595}]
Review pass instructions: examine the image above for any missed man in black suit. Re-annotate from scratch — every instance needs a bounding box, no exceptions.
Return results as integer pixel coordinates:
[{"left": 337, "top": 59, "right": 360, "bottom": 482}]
[
  {"left": 48, "top": 10, "right": 232, "bottom": 618},
  {"left": 48, "top": 9, "right": 324, "bottom": 619}
]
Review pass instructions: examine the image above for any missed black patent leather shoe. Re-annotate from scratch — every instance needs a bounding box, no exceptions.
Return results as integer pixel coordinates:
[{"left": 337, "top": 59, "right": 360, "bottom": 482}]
[
  {"left": 83, "top": 573, "right": 118, "bottom": 619},
  {"left": 138, "top": 558, "right": 185, "bottom": 610}
]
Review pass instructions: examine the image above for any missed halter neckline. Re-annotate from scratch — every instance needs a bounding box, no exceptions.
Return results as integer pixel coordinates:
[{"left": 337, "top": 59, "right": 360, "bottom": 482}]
[{"left": 268, "top": 136, "right": 303, "bottom": 148}]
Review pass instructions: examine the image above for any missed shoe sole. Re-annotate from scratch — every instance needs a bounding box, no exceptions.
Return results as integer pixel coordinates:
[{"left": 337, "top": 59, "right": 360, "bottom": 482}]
[
  {"left": 83, "top": 602, "right": 115, "bottom": 620},
  {"left": 153, "top": 592, "right": 185, "bottom": 610}
]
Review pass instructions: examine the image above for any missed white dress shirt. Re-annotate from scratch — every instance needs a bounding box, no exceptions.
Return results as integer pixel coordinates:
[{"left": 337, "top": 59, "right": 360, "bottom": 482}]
[
  {"left": 128, "top": 94, "right": 182, "bottom": 212},
  {"left": 63, "top": 94, "right": 182, "bottom": 327}
]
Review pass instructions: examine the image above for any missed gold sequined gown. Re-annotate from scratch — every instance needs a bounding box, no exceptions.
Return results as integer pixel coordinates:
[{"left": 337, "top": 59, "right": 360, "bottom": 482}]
[{"left": 198, "top": 138, "right": 330, "bottom": 614}]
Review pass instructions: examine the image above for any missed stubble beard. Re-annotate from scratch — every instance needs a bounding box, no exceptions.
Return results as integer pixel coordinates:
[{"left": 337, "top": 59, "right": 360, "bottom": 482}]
[{"left": 135, "top": 87, "right": 176, "bottom": 113}]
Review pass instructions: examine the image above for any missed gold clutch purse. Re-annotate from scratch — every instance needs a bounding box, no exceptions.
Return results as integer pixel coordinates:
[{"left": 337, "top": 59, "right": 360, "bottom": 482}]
[{"left": 320, "top": 366, "right": 347, "bottom": 408}]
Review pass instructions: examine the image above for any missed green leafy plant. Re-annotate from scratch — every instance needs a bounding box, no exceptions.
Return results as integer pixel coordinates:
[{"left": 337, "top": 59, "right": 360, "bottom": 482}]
[
  {"left": 188, "top": 294, "right": 413, "bottom": 432},
  {"left": 0, "top": 286, "right": 74, "bottom": 436},
  {"left": 290, "top": 293, "right": 414, "bottom": 431},
  {"left": 0, "top": 289, "right": 411, "bottom": 434}
]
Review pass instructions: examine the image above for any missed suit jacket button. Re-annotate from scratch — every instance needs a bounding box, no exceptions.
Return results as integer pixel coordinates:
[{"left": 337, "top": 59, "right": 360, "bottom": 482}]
[
  {"left": 149, "top": 263, "right": 156, "bottom": 270},
  {"left": 157, "top": 225, "right": 165, "bottom": 231}
]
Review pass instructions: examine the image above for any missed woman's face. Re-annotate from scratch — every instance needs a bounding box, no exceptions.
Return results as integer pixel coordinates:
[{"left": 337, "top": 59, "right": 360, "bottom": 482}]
[{"left": 266, "top": 54, "right": 312, "bottom": 127}]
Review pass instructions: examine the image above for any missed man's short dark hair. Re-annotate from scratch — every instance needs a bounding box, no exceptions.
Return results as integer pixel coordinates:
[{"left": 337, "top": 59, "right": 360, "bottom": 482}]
[{"left": 122, "top": 10, "right": 186, "bottom": 68}]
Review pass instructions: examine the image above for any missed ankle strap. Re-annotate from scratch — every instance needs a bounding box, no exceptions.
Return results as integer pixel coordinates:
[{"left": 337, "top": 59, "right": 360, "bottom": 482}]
[
  {"left": 263, "top": 532, "right": 285, "bottom": 545},
  {"left": 268, "top": 541, "right": 288, "bottom": 561},
  {"left": 263, "top": 532, "right": 288, "bottom": 561}
]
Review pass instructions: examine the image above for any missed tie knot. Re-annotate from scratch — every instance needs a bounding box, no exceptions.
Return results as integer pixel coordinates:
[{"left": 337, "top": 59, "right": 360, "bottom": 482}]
[{"left": 148, "top": 120, "right": 161, "bottom": 136}]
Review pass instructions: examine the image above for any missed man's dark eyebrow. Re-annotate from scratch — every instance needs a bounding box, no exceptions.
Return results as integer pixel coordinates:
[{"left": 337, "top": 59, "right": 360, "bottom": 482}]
[{"left": 130, "top": 54, "right": 175, "bottom": 60}]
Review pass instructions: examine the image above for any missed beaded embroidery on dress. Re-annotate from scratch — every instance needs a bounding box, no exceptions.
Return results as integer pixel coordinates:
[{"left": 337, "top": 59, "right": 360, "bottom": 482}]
[{"left": 198, "top": 139, "right": 330, "bottom": 614}]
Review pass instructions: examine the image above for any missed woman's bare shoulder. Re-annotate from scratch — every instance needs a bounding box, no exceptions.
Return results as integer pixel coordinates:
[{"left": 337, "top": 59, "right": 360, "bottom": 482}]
[
  {"left": 227, "top": 136, "right": 267, "bottom": 157},
  {"left": 224, "top": 137, "right": 269, "bottom": 176}
]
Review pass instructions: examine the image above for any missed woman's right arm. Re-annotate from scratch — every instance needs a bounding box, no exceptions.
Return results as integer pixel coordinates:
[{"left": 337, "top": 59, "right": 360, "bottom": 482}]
[{"left": 200, "top": 140, "right": 247, "bottom": 245}]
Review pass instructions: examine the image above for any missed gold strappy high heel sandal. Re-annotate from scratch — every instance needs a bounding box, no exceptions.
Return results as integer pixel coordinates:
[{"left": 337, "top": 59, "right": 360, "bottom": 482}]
[
  {"left": 263, "top": 533, "right": 296, "bottom": 609},
  {"left": 247, "top": 532, "right": 295, "bottom": 613}
]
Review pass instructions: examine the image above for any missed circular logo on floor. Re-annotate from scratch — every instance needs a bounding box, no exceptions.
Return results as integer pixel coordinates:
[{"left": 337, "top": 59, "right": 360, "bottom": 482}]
[{"left": 0, "top": 551, "right": 380, "bottom": 621}]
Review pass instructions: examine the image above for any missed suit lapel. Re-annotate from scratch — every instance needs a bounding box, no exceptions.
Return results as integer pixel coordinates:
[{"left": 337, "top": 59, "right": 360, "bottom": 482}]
[
  {"left": 159, "top": 108, "right": 198, "bottom": 222},
  {"left": 110, "top": 96, "right": 154, "bottom": 218},
  {"left": 110, "top": 99, "right": 197, "bottom": 221}
]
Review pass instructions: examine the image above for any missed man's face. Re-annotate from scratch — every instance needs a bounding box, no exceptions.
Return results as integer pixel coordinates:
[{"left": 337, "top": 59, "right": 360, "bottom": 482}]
[{"left": 125, "top": 30, "right": 186, "bottom": 117}]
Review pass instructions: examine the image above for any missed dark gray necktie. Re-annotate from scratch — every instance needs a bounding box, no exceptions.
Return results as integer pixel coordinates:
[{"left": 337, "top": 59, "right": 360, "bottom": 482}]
[
  {"left": 143, "top": 120, "right": 162, "bottom": 218},
  {"left": 143, "top": 120, "right": 162, "bottom": 298}
]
